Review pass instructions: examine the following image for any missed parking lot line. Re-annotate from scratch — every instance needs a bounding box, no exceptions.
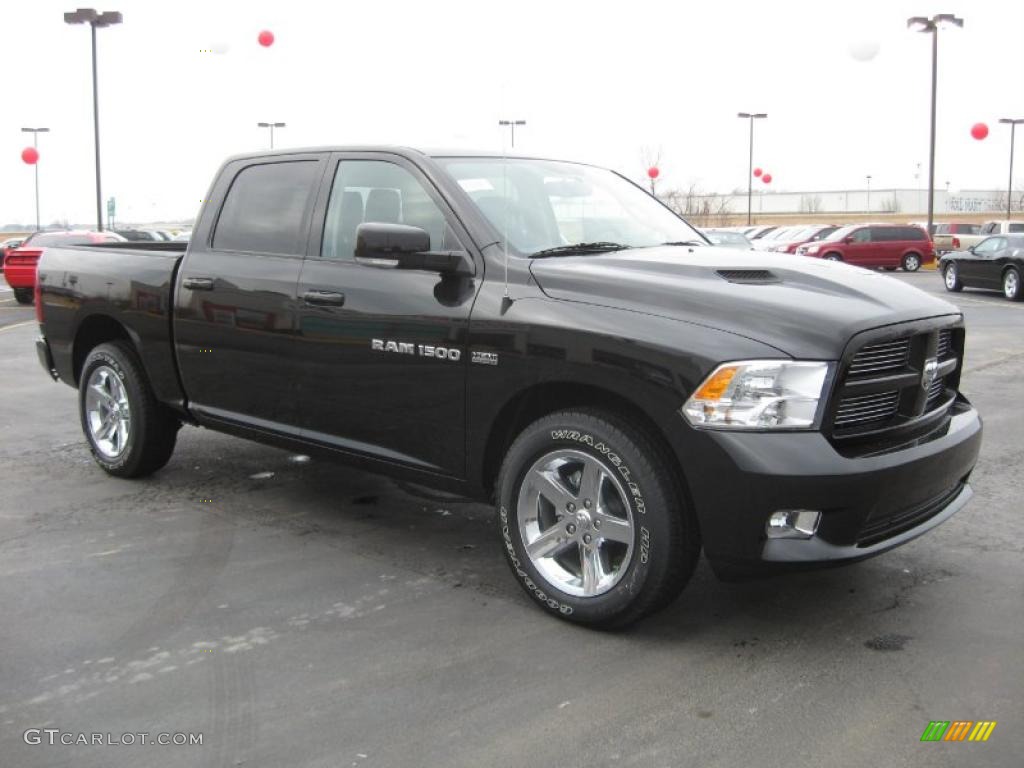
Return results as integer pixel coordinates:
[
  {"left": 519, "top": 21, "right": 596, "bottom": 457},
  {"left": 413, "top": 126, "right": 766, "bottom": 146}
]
[{"left": 0, "top": 320, "right": 35, "bottom": 333}]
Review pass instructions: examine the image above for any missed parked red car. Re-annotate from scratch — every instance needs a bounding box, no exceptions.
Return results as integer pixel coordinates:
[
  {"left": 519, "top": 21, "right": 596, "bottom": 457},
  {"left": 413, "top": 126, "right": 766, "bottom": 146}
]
[
  {"left": 795, "top": 224, "right": 934, "bottom": 271},
  {"left": 3, "top": 230, "right": 124, "bottom": 304}
]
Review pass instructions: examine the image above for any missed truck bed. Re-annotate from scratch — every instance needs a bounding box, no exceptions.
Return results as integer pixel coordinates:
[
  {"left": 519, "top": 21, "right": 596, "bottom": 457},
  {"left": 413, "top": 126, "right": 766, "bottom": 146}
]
[{"left": 37, "top": 242, "right": 188, "bottom": 408}]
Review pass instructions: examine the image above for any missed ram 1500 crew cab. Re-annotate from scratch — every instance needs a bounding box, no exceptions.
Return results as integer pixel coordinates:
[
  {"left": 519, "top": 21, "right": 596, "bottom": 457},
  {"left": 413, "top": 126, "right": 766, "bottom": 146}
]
[{"left": 34, "top": 147, "right": 982, "bottom": 627}]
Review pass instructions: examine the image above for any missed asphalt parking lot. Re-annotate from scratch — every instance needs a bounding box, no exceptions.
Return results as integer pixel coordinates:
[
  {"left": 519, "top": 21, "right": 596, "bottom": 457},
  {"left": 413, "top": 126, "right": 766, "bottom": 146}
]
[{"left": 0, "top": 272, "right": 1021, "bottom": 768}]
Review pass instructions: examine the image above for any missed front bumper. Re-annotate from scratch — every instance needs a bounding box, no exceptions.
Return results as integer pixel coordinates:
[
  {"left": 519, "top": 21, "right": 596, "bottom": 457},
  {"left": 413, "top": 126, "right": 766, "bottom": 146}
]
[{"left": 684, "top": 401, "right": 982, "bottom": 579}]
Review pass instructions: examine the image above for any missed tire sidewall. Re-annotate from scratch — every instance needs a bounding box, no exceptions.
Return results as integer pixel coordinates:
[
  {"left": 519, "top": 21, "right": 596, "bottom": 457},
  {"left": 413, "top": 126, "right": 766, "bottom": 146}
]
[
  {"left": 1004, "top": 268, "right": 1021, "bottom": 300},
  {"left": 79, "top": 346, "right": 141, "bottom": 473},
  {"left": 497, "top": 414, "right": 672, "bottom": 624},
  {"left": 903, "top": 253, "right": 921, "bottom": 272},
  {"left": 944, "top": 263, "right": 959, "bottom": 290}
]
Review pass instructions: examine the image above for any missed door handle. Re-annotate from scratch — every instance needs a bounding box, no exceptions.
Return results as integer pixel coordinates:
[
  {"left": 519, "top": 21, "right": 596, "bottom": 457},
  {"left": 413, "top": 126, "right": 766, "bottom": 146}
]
[
  {"left": 302, "top": 289, "right": 345, "bottom": 307},
  {"left": 182, "top": 276, "right": 214, "bottom": 291}
]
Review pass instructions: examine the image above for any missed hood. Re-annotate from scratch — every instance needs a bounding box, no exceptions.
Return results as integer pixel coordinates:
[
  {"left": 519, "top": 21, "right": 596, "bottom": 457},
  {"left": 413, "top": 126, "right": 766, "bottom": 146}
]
[{"left": 529, "top": 246, "right": 960, "bottom": 359}]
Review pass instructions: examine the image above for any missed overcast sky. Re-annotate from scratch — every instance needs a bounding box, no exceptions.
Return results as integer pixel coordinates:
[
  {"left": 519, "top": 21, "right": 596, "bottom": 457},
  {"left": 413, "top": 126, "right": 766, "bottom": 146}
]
[{"left": 3, "top": 0, "right": 1023, "bottom": 226}]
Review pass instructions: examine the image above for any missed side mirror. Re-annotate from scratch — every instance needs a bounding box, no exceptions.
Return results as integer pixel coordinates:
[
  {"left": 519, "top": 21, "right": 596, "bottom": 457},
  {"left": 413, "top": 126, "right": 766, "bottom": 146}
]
[
  {"left": 354, "top": 222, "right": 473, "bottom": 276},
  {"left": 843, "top": 236, "right": 854, "bottom": 244}
]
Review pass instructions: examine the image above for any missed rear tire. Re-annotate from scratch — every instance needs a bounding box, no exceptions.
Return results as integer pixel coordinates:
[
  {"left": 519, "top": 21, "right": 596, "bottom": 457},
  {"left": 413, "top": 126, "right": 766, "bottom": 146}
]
[
  {"left": 496, "top": 408, "right": 699, "bottom": 628},
  {"left": 1004, "top": 267, "right": 1023, "bottom": 302},
  {"left": 943, "top": 262, "right": 964, "bottom": 292},
  {"left": 79, "top": 341, "right": 180, "bottom": 478},
  {"left": 13, "top": 288, "right": 32, "bottom": 305},
  {"left": 902, "top": 252, "right": 922, "bottom": 272}
]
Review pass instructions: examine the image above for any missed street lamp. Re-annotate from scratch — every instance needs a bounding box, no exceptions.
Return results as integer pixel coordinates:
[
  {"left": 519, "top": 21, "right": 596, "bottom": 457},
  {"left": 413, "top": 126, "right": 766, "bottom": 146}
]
[
  {"left": 498, "top": 119, "right": 526, "bottom": 148},
  {"left": 257, "top": 121, "right": 286, "bottom": 149},
  {"left": 737, "top": 112, "right": 767, "bottom": 225},
  {"left": 907, "top": 13, "right": 964, "bottom": 236},
  {"left": 866, "top": 174, "right": 872, "bottom": 212},
  {"left": 64, "top": 8, "right": 122, "bottom": 232},
  {"left": 21, "top": 127, "right": 50, "bottom": 231},
  {"left": 998, "top": 118, "right": 1024, "bottom": 221}
]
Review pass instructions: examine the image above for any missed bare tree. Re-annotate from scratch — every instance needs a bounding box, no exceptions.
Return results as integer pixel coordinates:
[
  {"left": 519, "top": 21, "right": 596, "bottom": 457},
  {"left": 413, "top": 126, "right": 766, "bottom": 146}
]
[
  {"left": 799, "top": 194, "right": 824, "bottom": 213},
  {"left": 879, "top": 194, "right": 901, "bottom": 214},
  {"left": 640, "top": 145, "right": 663, "bottom": 196}
]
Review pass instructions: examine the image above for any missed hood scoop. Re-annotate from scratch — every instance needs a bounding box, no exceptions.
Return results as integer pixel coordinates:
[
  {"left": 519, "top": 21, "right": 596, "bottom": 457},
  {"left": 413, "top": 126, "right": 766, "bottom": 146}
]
[{"left": 716, "top": 269, "right": 779, "bottom": 284}]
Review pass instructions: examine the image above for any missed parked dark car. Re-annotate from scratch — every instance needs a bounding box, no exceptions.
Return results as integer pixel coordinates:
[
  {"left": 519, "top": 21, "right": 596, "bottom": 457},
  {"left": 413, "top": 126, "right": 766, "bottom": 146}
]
[
  {"left": 796, "top": 224, "right": 934, "bottom": 271},
  {"left": 940, "top": 234, "right": 1024, "bottom": 301},
  {"left": 33, "top": 147, "right": 981, "bottom": 627}
]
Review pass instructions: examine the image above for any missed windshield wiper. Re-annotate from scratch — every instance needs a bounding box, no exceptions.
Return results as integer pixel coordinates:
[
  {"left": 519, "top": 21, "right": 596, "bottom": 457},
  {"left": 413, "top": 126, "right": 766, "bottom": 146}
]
[
  {"left": 660, "top": 240, "right": 706, "bottom": 247},
  {"left": 531, "top": 242, "right": 631, "bottom": 258}
]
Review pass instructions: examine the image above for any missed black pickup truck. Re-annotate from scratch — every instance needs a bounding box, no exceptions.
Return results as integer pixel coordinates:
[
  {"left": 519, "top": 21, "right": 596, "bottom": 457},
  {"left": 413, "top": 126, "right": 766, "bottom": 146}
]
[{"left": 35, "top": 147, "right": 982, "bottom": 627}]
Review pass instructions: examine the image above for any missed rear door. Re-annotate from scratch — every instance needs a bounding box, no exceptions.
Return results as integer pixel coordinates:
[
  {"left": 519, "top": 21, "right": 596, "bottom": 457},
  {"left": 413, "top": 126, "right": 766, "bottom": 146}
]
[
  {"left": 174, "top": 153, "right": 327, "bottom": 432},
  {"left": 292, "top": 152, "right": 481, "bottom": 477}
]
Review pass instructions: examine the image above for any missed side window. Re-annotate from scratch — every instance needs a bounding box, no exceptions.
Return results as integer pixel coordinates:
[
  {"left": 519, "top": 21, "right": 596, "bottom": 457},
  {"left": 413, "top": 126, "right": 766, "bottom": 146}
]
[
  {"left": 975, "top": 238, "right": 997, "bottom": 254},
  {"left": 852, "top": 228, "right": 871, "bottom": 243},
  {"left": 321, "top": 160, "right": 458, "bottom": 260},
  {"left": 903, "top": 227, "right": 925, "bottom": 241},
  {"left": 213, "top": 161, "right": 319, "bottom": 255}
]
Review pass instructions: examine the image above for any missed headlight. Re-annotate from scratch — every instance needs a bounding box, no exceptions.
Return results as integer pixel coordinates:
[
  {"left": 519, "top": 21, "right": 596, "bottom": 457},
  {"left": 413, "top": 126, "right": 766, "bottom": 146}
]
[
  {"left": 682, "top": 360, "right": 830, "bottom": 429},
  {"left": 806, "top": 244, "right": 821, "bottom": 254}
]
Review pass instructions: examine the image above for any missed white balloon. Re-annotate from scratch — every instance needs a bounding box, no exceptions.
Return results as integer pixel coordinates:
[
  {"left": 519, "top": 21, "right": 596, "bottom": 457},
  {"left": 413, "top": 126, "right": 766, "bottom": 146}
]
[
  {"left": 849, "top": 39, "right": 880, "bottom": 62},
  {"left": 211, "top": 41, "right": 231, "bottom": 55}
]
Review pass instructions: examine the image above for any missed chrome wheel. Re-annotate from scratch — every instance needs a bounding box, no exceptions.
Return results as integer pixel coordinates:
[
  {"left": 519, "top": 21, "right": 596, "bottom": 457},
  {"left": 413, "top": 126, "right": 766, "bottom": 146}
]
[
  {"left": 84, "top": 365, "right": 131, "bottom": 458},
  {"left": 903, "top": 253, "right": 921, "bottom": 271},
  {"left": 945, "top": 264, "right": 958, "bottom": 289},
  {"left": 517, "top": 449, "right": 634, "bottom": 597},
  {"left": 1004, "top": 270, "right": 1020, "bottom": 299}
]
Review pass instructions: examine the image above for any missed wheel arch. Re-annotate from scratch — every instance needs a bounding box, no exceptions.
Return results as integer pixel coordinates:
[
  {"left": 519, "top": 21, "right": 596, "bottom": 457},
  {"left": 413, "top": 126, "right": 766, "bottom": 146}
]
[
  {"left": 479, "top": 381, "right": 696, "bottom": 525},
  {"left": 72, "top": 314, "right": 136, "bottom": 384}
]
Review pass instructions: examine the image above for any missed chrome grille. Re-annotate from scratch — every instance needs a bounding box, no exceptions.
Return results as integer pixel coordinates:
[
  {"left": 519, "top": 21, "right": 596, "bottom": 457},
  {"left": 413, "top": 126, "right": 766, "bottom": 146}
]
[
  {"left": 834, "top": 391, "right": 900, "bottom": 427},
  {"left": 847, "top": 338, "right": 910, "bottom": 376},
  {"left": 925, "top": 375, "right": 946, "bottom": 409},
  {"left": 936, "top": 329, "right": 952, "bottom": 359}
]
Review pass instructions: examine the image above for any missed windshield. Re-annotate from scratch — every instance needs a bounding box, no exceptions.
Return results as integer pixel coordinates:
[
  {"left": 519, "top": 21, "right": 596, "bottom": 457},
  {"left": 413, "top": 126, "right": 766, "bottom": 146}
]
[
  {"left": 822, "top": 225, "right": 857, "bottom": 242},
  {"left": 437, "top": 158, "right": 704, "bottom": 255}
]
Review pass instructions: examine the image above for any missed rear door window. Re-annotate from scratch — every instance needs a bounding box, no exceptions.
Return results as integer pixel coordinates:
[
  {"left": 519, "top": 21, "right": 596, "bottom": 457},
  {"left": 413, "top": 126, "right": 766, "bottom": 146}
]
[{"left": 213, "top": 161, "right": 320, "bottom": 255}]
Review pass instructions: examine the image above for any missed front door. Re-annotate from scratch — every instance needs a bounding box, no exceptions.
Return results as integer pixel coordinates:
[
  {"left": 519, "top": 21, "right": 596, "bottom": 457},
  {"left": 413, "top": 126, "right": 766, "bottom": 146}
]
[
  {"left": 174, "top": 154, "right": 326, "bottom": 431},
  {"left": 961, "top": 236, "right": 1004, "bottom": 286},
  {"left": 293, "top": 153, "right": 481, "bottom": 477},
  {"left": 844, "top": 227, "right": 874, "bottom": 266}
]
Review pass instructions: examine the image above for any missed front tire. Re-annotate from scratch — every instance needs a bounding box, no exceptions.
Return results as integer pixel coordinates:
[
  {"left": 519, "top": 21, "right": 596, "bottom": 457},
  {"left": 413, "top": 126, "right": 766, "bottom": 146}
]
[
  {"left": 943, "top": 262, "right": 963, "bottom": 292},
  {"left": 496, "top": 409, "right": 699, "bottom": 628},
  {"left": 823, "top": 253, "right": 843, "bottom": 262},
  {"left": 13, "top": 288, "right": 32, "bottom": 304},
  {"left": 1004, "top": 267, "right": 1023, "bottom": 302},
  {"left": 902, "top": 252, "right": 922, "bottom": 272},
  {"left": 79, "top": 341, "right": 180, "bottom": 478}
]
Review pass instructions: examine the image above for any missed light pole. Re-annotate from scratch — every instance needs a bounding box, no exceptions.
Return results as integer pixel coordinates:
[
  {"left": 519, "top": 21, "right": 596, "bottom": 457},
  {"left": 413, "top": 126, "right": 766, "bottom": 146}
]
[
  {"left": 866, "top": 175, "right": 872, "bottom": 212},
  {"left": 64, "top": 8, "right": 122, "bottom": 232},
  {"left": 21, "top": 127, "right": 50, "bottom": 231},
  {"left": 998, "top": 118, "right": 1023, "bottom": 220},
  {"left": 498, "top": 119, "right": 526, "bottom": 148},
  {"left": 737, "top": 112, "right": 767, "bottom": 225},
  {"left": 257, "top": 121, "right": 286, "bottom": 149},
  {"left": 907, "top": 13, "right": 964, "bottom": 237}
]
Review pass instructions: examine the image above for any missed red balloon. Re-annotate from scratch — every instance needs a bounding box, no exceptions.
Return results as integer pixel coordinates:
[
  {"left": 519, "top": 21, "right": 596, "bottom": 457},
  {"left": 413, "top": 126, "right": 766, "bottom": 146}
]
[
  {"left": 762, "top": 173, "right": 772, "bottom": 184},
  {"left": 753, "top": 167, "right": 763, "bottom": 178},
  {"left": 21, "top": 147, "right": 39, "bottom": 165},
  {"left": 258, "top": 29, "right": 275, "bottom": 47},
  {"left": 970, "top": 122, "right": 988, "bottom": 140},
  {"left": 647, "top": 166, "right": 660, "bottom": 180}
]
